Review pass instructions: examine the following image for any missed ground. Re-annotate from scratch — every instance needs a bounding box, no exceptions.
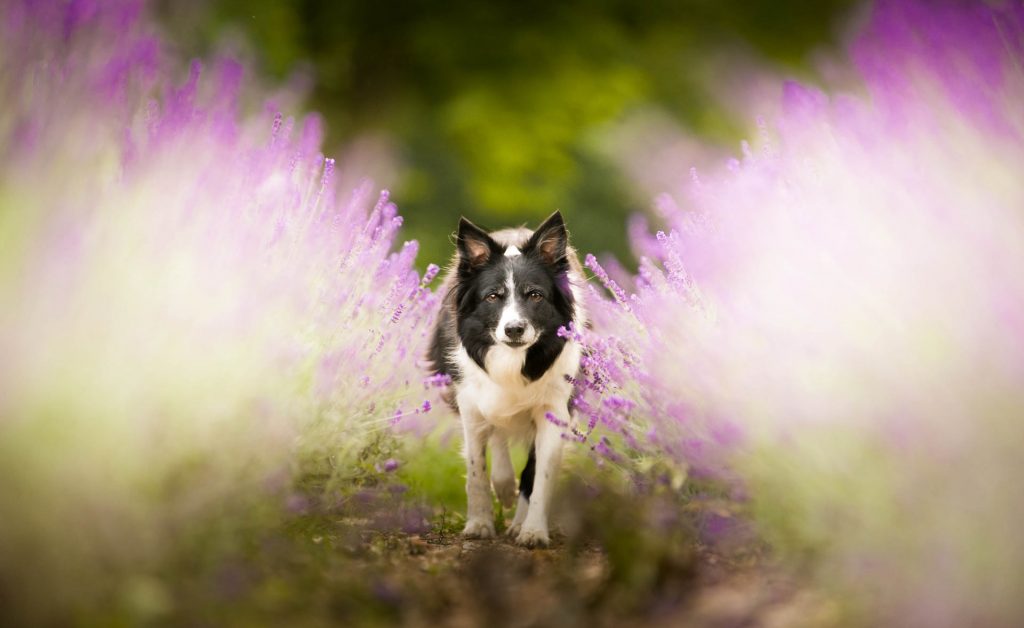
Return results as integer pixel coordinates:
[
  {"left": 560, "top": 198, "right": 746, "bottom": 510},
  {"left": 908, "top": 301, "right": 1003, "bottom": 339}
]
[
  {"left": 332, "top": 528, "right": 836, "bottom": 628},
  {"left": 112, "top": 437, "right": 845, "bottom": 627},
  {"left": 161, "top": 485, "right": 840, "bottom": 628}
]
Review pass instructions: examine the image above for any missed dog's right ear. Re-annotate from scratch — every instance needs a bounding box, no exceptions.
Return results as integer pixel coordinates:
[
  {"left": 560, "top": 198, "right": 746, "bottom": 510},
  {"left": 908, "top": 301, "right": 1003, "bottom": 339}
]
[
  {"left": 525, "top": 210, "right": 567, "bottom": 267},
  {"left": 457, "top": 217, "right": 497, "bottom": 269}
]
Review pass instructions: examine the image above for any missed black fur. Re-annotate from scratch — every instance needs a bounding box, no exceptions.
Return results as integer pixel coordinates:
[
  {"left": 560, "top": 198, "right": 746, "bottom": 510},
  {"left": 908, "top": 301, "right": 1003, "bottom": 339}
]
[
  {"left": 427, "top": 212, "right": 575, "bottom": 384},
  {"left": 426, "top": 305, "right": 459, "bottom": 384},
  {"left": 519, "top": 445, "right": 536, "bottom": 499}
]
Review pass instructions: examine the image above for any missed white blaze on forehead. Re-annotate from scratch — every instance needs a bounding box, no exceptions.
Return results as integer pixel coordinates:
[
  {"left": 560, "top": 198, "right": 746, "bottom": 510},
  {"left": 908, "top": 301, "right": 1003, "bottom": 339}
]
[
  {"left": 495, "top": 267, "right": 536, "bottom": 346},
  {"left": 497, "top": 271, "right": 520, "bottom": 332},
  {"left": 504, "top": 245, "right": 521, "bottom": 257}
]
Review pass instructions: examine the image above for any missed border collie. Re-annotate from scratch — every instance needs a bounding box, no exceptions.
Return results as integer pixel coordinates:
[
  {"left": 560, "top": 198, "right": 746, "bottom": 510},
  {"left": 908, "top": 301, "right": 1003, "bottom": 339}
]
[{"left": 427, "top": 211, "right": 587, "bottom": 547}]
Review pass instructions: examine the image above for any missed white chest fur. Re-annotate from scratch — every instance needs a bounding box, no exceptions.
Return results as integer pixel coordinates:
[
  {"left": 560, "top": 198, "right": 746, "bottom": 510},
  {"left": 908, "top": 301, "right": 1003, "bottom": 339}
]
[{"left": 452, "top": 341, "right": 580, "bottom": 433}]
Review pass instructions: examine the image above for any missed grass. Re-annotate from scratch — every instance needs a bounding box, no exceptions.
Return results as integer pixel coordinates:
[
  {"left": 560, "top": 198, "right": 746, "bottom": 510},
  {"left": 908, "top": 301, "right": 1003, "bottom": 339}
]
[
  {"left": 20, "top": 423, "right": 811, "bottom": 628},
  {"left": 126, "top": 434, "right": 830, "bottom": 627}
]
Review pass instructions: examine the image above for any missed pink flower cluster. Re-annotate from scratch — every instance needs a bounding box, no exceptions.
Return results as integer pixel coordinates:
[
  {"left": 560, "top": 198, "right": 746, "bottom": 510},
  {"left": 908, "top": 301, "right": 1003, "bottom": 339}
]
[
  {"left": 0, "top": 1, "right": 444, "bottom": 620},
  {"left": 569, "top": 1, "right": 1024, "bottom": 624}
]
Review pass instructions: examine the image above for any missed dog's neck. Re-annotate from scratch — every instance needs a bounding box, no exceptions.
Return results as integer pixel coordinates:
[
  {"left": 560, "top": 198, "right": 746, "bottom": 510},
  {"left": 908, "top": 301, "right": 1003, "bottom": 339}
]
[{"left": 483, "top": 343, "right": 529, "bottom": 387}]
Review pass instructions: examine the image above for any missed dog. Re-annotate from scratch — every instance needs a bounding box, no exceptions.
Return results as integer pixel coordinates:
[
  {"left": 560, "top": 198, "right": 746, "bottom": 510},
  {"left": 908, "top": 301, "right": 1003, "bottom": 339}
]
[{"left": 427, "top": 211, "right": 587, "bottom": 547}]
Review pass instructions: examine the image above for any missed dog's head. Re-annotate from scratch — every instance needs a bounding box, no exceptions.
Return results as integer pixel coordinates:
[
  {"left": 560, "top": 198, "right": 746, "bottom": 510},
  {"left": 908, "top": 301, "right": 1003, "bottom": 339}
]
[{"left": 452, "top": 211, "right": 575, "bottom": 371}]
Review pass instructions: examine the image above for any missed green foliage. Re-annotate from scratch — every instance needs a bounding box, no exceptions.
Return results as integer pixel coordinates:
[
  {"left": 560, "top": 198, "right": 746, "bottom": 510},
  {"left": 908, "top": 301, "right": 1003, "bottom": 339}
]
[
  {"left": 156, "top": 0, "right": 853, "bottom": 267},
  {"left": 395, "top": 434, "right": 466, "bottom": 513}
]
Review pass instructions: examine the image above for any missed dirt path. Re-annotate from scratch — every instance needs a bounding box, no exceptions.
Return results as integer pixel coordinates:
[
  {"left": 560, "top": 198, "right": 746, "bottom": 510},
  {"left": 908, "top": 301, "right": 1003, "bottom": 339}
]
[{"left": 324, "top": 527, "right": 837, "bottom": 628}]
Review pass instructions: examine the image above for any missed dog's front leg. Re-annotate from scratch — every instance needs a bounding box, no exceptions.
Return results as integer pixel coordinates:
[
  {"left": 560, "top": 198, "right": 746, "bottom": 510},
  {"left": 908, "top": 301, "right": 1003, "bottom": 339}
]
[
  {"left": 461, "top": 410, "right": 495, "bottom": 538},
  {"left": 489, "top": 432, "right": 517, "bottom": 508},
  {"left": 515, "top": 408, "right": 564, "bottom": 547},
  {"left": 505, "top": 445, "right": 533, "bottom": 538}
]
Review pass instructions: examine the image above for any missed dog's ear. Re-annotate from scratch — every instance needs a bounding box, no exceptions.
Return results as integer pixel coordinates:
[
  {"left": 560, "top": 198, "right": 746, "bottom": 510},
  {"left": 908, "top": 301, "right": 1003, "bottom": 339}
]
[
  {"left": 457, "top": 217, "right": 497, "bottom": 269},
  {"left": 525, "top": 211, "right": 567, "bottom": 266}
]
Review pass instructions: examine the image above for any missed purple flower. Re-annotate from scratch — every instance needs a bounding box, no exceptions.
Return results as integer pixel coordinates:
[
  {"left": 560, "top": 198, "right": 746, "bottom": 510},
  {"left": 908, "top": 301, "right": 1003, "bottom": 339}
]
[{"left": 421, "top": 263, "right": 441, "bottom": 285}]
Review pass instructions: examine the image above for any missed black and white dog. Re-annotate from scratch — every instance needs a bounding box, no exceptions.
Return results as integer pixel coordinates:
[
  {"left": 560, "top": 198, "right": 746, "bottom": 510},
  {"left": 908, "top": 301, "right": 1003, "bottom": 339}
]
[{"left": 428, "top": 211, "right": 587, "bottom": 547}]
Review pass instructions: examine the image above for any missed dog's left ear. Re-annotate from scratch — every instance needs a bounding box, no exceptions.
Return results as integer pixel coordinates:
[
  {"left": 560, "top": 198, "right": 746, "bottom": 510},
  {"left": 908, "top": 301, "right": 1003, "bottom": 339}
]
[
  {"left": 526, "top": 211, "right": 568, "bottom": 266},
  {"left": 457, "top": 217, "right": 498, "bottom": 269}
]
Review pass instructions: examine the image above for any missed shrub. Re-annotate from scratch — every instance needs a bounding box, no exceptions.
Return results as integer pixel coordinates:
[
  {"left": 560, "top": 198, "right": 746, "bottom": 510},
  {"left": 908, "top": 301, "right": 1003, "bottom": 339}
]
[
  {"left": 573, "top": 1, "right": 1024, "bottom": 625},
  {"left": 0, "top": 2, "right": 439, "bottom": 623}
]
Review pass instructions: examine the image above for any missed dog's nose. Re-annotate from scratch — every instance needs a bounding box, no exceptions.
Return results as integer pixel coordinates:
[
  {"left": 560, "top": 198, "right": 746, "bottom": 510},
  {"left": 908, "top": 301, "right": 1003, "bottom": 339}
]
[{"left": 504, "top": 321, "right": 527, "bottom": 340}]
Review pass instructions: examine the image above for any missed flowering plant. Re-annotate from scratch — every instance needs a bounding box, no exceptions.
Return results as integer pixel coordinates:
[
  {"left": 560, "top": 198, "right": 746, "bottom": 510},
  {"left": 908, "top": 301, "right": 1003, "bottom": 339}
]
[
  {"left": 570, "top": 1, "right": 1024, "bottom": 624},
  {"left": 0, "top": 1, "right": 440, "bottom": 622}
]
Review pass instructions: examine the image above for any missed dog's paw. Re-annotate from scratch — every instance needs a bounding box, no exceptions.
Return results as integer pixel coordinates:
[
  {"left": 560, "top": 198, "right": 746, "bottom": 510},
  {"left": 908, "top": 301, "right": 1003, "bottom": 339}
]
[
  {"left": 462, "top": 518, "right": 496, "bottom": 539},
  {"left": 505, "top": 521, "right": 522, "bottom": 538},
  {"left": 515, "top": 525, "right": 549, "bottom": 548},
  {"left": 492, "top": 477, "right": 517, "bottom": 508}
]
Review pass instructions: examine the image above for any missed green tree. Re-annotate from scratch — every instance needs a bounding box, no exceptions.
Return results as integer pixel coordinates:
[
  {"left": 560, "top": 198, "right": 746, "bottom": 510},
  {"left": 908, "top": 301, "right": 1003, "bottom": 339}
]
[{"left": 158, "top": 0, "right": 853, "bottom": 266}]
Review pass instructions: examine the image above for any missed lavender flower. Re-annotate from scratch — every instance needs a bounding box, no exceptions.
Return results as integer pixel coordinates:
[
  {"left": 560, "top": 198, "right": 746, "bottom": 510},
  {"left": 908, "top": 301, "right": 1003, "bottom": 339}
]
[
  {"left": 574, "top": 1, "right": 1024, "bottom": 624},
  {"left": 0, "top": 1, "right": 439, "bottom": 621}
]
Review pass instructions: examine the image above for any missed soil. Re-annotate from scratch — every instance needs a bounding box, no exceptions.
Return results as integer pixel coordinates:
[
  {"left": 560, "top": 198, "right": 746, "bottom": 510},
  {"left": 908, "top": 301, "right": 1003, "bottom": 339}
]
[{"left": 310, "top": 526, "right": 839, "bottom": 628}]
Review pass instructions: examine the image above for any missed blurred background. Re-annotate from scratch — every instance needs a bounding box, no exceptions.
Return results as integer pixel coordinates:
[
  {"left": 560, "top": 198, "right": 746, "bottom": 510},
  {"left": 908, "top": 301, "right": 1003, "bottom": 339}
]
[
  {"left": 7, "top": 1, "right": 1024, "bottom": 624},
  {"left": 155, "top": 0, "right": 856, "bottom": 267}
]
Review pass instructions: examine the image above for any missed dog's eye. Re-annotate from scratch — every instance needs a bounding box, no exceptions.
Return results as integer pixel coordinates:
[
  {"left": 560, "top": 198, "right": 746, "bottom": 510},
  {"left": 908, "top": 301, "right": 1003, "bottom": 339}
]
[
  {"left": 485, "top": 293, "right": 500, "bottom": 303},
  {"left": 527, "top": 290, "right": 543, "bottom": 302}
]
